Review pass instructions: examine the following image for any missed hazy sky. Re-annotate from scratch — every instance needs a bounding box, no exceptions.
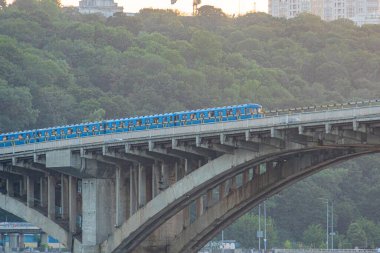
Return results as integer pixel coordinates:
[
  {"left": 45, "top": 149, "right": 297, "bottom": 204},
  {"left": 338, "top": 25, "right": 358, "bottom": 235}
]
[{"left": 61, "top": 0, "right": 269, "bottom": 15}]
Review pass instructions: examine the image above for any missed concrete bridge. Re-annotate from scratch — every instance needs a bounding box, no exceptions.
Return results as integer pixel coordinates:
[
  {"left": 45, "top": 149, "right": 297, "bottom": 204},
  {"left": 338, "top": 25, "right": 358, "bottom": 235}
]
[{"left": 1, "top": 103, "right": 380, "bottom": 253}]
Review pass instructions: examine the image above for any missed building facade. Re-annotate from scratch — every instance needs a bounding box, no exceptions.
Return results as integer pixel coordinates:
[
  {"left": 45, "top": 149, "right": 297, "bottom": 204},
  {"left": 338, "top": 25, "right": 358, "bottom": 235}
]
[
  {"left": 79, "top": 0, "right": 123, "bottom": 17},
  {"left": 268, "top": 0, "right": 380, "bottom": 25}
]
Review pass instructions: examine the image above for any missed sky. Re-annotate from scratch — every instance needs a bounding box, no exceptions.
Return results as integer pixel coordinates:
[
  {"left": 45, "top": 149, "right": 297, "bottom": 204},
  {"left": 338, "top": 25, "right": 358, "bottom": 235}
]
[{"left": 60, "top": 0, "right": 269, "bottom": 15}]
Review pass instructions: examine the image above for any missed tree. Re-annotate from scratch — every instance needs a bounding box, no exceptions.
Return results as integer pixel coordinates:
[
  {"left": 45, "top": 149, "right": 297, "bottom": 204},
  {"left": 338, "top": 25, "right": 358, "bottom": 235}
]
[
  {"left": 347, "top": 222, "right": 367, "bottom": 249},
  {"left": 224, "top": 213, "right": 278, "bottom": 249},
  {"left": 0, "top": 0, "right": 6, "bottom": 9},
  {"left": 0, "top": 79, "right": 38, "bottom": 132},
  {"left": 302, "top": 224, "right": 325, "bottom": 248},
  {"left": 198, "top": 5, "right": 227, "bottom": 18}
]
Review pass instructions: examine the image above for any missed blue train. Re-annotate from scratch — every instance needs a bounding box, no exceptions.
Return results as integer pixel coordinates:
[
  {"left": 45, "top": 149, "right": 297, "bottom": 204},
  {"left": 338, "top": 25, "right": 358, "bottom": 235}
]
[{"left": 0, "top": 103, "right": 263, "bottom": 148}]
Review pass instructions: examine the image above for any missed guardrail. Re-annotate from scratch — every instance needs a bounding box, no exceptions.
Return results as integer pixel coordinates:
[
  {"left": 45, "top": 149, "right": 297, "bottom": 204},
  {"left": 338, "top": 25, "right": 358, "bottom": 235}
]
[
  {"left": 273, "top": 249, "right": 379, "bottom": 253},
  {"left": 266, "top": 99, "right": 380, "bottom": 116}
]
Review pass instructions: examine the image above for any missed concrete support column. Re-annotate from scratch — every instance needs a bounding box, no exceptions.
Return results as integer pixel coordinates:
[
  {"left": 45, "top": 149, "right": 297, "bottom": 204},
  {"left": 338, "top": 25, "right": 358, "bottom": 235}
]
[
  {"left": 152, "top": 163, "right": 160, "bottom": 198},
  {"left": 40, "top": 233, "right": 48, "bottom": 248},
  {"left": 40, "top": 177, "right": 48, "bottom": 208},
  {"left": 19, "top": 233, "right": 24, "bottom": 249},
  {"left": 69, "top": 176, "right": 78, "bottom": 234},
  {"left": 138, "top": 163, "right": 146, "bottom": 207},
  {"left": 219, "top": 181, "right": 226, "bottom": 200},
  {"left": 184, "top": 158, "right": 188, "bottom": 175},
  {"left": 196, "top": 196, "right": 204, "bottom": 218},
  {"left": 230, "top": 176, "right": 237, "bottom": 192},
  {"left": 115, "top": 168, "right": 128, "bottom": 227},
  {"left": 243, "top": 170, "right": 249, "bottom": 184},
  {"left": 206, "top": 189, "right": 213, "bottom": 209},
  {"left": 6, "top": 179, "right": 14, "bottom": 197},
  {"left": 48, "top": 175, "right": 56, "bottom": 220},
  {"left": 26, "top": 176, "right": 35, "bottom": 207},
  {"left": 61, "top": 175, "right": 69, "bottom": 220},
  {"left": 183, "top": 206, "right": 190, "bottom": 229},
  {"left": 22, "top": 176, "right": 27, "bottom": 196},
  {"left": 146, "top": 165, "right": 153, "bottom": 202},
  {"left": 9, "top": 233, "right": 17, "bottom": 249},
  {"left": 82, "top": 178, "right": 114, "bottom": 253},
  {"left": 130, "top": 166, "right": 138, "bottom": 215},
  {"left": 160, "top": 162, "right": 169, "bottom": 190}
]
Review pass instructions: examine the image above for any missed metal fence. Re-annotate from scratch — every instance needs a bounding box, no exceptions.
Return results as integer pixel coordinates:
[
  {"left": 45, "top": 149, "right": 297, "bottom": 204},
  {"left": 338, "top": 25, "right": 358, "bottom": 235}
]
[{"left": 273, "top": 249, "right": 379, "bottom": 253}]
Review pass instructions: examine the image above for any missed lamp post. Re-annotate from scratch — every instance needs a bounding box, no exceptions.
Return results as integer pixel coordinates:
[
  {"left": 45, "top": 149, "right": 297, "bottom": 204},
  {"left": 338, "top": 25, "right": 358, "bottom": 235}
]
[
  {"left": 319, "top": 198, "right": 329, "bottom": 250},
  {"left": 331, "top": 201, "right": 334, "bottom": 249},
  {"left": 221, "top": 230, "right": 224, "bottom": 253},
  {"left": 264, "top": 201, "right": 267, "bottom": 252},
  {"left": 258, "top": 204, "right": 261, "bottom": 252}
]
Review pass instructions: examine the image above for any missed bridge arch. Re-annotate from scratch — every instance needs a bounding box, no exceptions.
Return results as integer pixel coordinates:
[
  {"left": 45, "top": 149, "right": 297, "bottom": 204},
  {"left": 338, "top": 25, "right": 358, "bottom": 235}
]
[
  {"left": 102, "top": 145, "right": 379, "bottom": 253},
  {"left": 0, "top": 194, "right": 72, "bottom": 247},
  {"left": 168, "top": 150, "right": 379, "bottom": 253}
]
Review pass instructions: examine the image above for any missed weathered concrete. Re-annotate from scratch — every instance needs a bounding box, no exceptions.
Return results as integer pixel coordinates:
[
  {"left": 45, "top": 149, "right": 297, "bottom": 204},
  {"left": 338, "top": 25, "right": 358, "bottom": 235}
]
[
  {"left": 0, "top": 194, "right": 70, "bottom": 246},
  {"left": 82, "top": 178, "right": 115, "bottom": 253},
  {"left": 168, "top": 150, "right": 376, "bottom": 253}
]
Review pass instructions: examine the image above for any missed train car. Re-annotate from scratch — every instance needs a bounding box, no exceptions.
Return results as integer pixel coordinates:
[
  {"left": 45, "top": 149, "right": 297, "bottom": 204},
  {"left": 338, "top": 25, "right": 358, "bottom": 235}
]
[{"left": 0, "top": 103, "right": 264, "bottom": 148}]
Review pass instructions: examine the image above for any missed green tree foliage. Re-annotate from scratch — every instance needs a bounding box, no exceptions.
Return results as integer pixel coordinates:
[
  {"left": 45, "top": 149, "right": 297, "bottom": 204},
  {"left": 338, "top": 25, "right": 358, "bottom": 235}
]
[
  {"left": 347, "top": 222, "right": 367, "bottom": 248},
  {"left": 223, "top": 213, "right": 278, "bottom": 249},
  {"left": 302, "top": 224, "right": 325, "bottom": 248},
  {"left": 0, "top": 79, "right": 38, "bottom": 132}
]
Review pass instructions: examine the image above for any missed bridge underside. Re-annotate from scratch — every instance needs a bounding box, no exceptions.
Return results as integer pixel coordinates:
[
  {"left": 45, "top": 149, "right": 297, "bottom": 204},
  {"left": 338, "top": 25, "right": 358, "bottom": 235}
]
[{"left": 1, "top": 105, "right": 380, "bottom": 253}]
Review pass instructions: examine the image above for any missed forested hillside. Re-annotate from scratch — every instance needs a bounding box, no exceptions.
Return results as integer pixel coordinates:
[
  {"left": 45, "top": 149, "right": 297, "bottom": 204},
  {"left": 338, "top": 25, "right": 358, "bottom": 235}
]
[{"left": 1, "top": 0, "right": 380, "bottom": 249}]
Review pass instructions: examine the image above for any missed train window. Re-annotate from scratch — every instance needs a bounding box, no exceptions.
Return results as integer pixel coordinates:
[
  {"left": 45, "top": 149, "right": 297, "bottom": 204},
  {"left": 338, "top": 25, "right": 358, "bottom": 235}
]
[
  {"left": 236, "top": 109, "right": 241, "bottom": 116},
  {"left": 218, "top": 111, "right": 223, "bottom": 117},
  {"left": 154, "top": 118, "right": 159, "bottom": 124},
  {"left": 163, "top": 117, "right": 168, "bottom": 123},
  {"left": 52, "top": 130, "right": 57, "bottom": 136},
  {"left": 175, "top": 115, "right": 179, "bottom": 121},
  {"left": 146, "top": 119, "right": 150, "bottom": 124},
  {"left": 190, "top": 114, "right": 196, "bottom": 120},
  {"left": 18, "top": 134, "right": 23, "bottom": 140},
  {"left": 182, "top": 115, "right": 187, "bottom": 120},
  {"left": 137, "top": 120, "right": 142, "bottom": 126},
  {"left": 83, "top": 126, "right": 88, "bottom": 132},
  {"left": 208, "top": 111, "right": 214, "bottom": 118},
  {"left": 200, "top": 113, "right": 205, "bottom": 119},
  {"left": 112, "top": 123, "right": 116, "bottom": 130}
]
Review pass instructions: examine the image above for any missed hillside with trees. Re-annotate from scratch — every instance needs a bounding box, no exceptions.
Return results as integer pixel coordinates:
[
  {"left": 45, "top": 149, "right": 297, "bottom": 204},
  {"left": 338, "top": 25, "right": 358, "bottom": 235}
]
[{"left": 1, "top": 0, "right": 380, "bottom": 249}]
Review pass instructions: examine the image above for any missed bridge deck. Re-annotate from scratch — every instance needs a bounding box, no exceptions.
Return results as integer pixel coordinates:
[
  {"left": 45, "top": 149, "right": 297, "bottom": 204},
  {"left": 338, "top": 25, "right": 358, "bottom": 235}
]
[{"left": 1, "top": 105, "right": 380, "bottom": 156}]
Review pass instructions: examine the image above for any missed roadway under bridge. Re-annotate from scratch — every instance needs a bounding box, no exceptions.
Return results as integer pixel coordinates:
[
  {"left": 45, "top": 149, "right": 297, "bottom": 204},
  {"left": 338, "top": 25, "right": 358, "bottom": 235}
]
[{"left": 1, "top": 103, "right": 380, "bottom": 253}]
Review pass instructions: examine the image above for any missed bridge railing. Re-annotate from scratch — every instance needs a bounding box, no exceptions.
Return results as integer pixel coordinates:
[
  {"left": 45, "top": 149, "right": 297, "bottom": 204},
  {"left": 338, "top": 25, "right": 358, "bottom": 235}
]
[
  {"left": 265, "top": 99, "right": 380, "bottom": 116},
  {"left": 273, "top": 249, "right": 379, "bottom": 253}
]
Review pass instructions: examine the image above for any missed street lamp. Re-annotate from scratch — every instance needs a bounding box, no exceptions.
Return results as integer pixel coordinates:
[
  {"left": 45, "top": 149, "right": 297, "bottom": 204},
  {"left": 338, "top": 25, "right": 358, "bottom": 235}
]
[
  {"left": 264, "top": 201, "right": 267, "bottom": 252},
  {"left": 258, "top": 204, "right": 261, "bottom": 252},
  {"left": 221, "top": 230, "right": 224, "bottom": 253},
  {"left": 319, "top": 198, "right": 329, "bottom": 250},
  {"left": 331, "top": 202, "right": 334, "bottom": 250}
]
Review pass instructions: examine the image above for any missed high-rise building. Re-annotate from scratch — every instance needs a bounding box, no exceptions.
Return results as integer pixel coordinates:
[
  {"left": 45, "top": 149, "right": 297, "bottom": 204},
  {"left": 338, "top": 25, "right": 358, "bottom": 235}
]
[
  {"left": 268, "top": 0, "right": 380, "bottom": 25},
  {"left": 78, "top": 0, "right": 123, "bottom": 17}
]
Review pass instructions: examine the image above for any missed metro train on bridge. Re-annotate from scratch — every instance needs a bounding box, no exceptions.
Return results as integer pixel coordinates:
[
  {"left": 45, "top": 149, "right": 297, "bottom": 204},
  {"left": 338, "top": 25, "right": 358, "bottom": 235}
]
[{"left": 0, "top": 103, "right": 264, "bottom": 148}]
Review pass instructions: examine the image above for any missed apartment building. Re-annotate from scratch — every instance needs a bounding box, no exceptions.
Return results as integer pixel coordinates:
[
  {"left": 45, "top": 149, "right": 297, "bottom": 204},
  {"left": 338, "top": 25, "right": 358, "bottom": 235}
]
[{"left": 269, "top": 0, "right": 380, "bottom": 24}]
